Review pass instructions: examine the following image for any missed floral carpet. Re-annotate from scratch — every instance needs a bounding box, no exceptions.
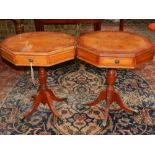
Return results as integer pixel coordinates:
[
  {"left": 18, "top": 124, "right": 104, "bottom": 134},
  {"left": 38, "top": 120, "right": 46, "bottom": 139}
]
[{"left": 0, "top": 60, "right": 155, "bottom": 135}]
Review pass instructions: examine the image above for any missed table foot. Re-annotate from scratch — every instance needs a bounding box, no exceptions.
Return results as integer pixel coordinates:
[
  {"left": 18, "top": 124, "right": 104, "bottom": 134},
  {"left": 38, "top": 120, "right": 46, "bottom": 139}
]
[
  {"left": 23, "top": 92, "right": 41, "bottom": 119},
  {"left": 113, "top": 91, "right": 134, "bottom": 112},
  {"left": 45, "top": 91, "right": 60, "bottom": 118}
]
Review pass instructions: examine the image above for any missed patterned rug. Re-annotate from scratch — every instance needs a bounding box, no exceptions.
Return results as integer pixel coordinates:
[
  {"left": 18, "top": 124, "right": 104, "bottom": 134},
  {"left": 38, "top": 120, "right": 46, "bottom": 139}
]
[{"left": 0, "top": 60, "right": 155, "bottom": 135}]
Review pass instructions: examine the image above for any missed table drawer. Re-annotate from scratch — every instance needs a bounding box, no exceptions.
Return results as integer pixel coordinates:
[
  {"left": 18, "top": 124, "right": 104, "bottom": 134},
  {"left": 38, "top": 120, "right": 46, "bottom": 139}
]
[
  {"left": 14, "top": 55, "right": 48, "bottom": 66},
  {"left": 99, "top": 57, "right": 135, "bottom": 68}
]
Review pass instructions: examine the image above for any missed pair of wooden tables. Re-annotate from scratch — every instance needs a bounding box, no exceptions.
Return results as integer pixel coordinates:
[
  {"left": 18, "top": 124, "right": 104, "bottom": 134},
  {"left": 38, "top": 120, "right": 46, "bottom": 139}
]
[{"left": 0, "top": 31, "right": 154, "bottom": 125}]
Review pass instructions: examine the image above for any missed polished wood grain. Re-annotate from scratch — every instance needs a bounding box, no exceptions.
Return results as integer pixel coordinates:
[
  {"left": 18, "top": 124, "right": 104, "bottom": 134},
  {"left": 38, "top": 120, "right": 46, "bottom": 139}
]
[
  {"left": 78, "top": 31, "right": 154, "bottom": 125},
  {"left": 0, "top": 32, "right": 75, "bottom": 118},
  {"left": 77, "top": 31, "right": 154, "bottom": 68},
  {"left": 0, "top": 32, "right": 75, "bottom": 66}
]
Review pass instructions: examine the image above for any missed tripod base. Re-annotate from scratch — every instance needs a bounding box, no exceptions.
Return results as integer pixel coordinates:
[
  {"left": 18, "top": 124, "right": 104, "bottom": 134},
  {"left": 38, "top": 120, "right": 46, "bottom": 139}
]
[
  {"left": 85, "top": 69, "right": 136, "bottom": 126},
  {"left": 23, "top": 67, "right": 65, "bottom": 119},
  {"left": 86, "top": 90, "right": 134, "bottom": 112}
]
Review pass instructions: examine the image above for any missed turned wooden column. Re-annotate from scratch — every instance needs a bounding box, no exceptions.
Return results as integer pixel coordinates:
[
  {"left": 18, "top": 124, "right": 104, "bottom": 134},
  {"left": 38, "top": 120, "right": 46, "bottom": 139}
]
[
  {"left": 39, "top": 67, "right": 47, "bottom": 90},
  {"left": 103, "top": 69, "right": 116, "bottom": 124},
  {"left": 105, "top": 69, "right": 115, "bottom": 107}
]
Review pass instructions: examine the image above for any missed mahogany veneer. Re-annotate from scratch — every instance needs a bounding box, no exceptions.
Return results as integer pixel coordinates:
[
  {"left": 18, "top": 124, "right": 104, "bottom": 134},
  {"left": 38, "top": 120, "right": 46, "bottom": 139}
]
[
  {"left": 0, "top": 32, "right": 75, "bottom": 118},
  {"left": 77, "top": 31, "right": 155, "bottom": 125}
]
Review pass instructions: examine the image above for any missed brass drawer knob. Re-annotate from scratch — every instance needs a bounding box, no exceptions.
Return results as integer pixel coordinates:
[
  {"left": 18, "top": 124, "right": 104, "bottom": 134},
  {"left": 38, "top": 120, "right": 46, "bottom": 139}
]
[
  {"left": 115, "top": 59, "right": 120, "bottom": 64},
  {"left": 29, "top": 58, "right": 33, "bottom": 63}
]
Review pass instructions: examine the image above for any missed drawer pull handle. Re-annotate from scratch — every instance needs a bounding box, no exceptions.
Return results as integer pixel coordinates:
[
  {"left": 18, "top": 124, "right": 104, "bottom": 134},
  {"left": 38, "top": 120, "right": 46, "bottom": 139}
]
[
  {"left": 115, "top": 59, "right": 120, "bottom": 64},
  {"left": 29, "top": 58, "right": 33, "bottom": 63}
]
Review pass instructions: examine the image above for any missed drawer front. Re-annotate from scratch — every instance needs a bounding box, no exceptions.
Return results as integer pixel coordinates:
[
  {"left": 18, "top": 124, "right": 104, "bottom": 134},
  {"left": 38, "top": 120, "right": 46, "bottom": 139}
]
[
  {"left": 14, "top": 49, "right": 75, "bottom": 66},
  {"left": 77, "top": 49, "right": 135, "bottom": 68},
  {"left": 14, "top": 55, "right": 48, "bottom": 66},
  {"left": 99, "top": 57, "right": 134, "bottom": 68}
]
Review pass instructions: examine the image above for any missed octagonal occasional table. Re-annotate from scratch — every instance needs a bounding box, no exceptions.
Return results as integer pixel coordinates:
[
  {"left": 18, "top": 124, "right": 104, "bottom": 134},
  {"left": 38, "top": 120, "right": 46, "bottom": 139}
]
[
  {"left": 77, "top": 31, "right": 155, "bottom": 125},
  {"left": 0, "top": 32, "right": 75, "bottom": 119}
]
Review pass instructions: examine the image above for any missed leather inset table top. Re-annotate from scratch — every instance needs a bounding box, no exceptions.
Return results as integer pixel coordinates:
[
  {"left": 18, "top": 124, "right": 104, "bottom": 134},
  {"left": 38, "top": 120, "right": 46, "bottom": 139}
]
[
  {"left": 78, "top": 31, "right": 154, "bottom": 57},
  {"left": 0, "top": 32, "right": 75, "bottom": 55},
  {"left": 0, "top": 32, "right": 75, "bottom": 66}
]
